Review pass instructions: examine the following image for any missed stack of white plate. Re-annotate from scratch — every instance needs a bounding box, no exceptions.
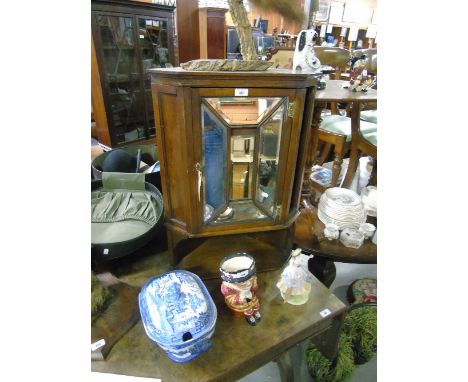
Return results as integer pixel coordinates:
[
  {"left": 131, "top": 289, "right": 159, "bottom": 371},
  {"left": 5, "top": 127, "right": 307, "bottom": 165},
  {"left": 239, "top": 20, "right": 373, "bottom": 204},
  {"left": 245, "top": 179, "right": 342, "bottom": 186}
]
[
  {"left": 361, "top": 186, "right": 377, "bottom": 217},
  {"left": 317, "top": 187, "right": 367, "bottom": 230}
]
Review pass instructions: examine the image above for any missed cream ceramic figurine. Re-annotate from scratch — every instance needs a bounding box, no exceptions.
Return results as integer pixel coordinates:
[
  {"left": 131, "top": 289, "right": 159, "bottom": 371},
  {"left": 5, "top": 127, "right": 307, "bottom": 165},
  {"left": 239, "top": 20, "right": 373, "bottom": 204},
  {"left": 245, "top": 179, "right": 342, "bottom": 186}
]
[
  {"left": 359, "top": 223, "right": 376, "bottom": 239},
  {"left": 293, "top": 29, "right": 321, "bottom": 72},
  {"left": 276, "top": 248, "right": 313, "bottom": 305}
]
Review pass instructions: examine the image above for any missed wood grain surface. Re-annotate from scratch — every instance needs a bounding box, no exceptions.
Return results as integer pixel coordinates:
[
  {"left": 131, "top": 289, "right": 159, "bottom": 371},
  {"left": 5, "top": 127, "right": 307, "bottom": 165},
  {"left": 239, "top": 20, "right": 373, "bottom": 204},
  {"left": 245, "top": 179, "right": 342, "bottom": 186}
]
[
  {"left": 294, "top": 206, "right": 377, "bottom": 264},
  {"left": 315, "top": 80, "right": 377, "bottom": 103},
  {"left": 91, "top": 265, "right": 346, "bottom": 381},
  {"left": 91, "top": 282, "right": 140, "bottom": 361}
]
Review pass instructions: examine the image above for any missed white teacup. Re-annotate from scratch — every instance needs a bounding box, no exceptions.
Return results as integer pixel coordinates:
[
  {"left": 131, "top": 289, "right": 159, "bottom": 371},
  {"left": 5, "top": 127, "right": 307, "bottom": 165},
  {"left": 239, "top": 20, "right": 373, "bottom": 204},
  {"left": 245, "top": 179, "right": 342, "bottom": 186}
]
[
  {"left": 359, "top": 223, "right": 376, "bottom": 239},
  {"left": 324, "top": 223, "right": 340, "bottom": 240},
  {"left": 372, "top": 229, "right": 377, "bottom": 245}
]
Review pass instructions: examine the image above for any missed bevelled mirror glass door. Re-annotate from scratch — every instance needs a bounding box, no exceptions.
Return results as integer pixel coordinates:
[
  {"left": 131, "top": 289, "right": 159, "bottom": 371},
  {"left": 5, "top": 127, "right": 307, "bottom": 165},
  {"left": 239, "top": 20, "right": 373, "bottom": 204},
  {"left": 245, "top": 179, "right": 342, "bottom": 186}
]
[{"left": 200, "top": 96, "right": 288, "bottom": 226}]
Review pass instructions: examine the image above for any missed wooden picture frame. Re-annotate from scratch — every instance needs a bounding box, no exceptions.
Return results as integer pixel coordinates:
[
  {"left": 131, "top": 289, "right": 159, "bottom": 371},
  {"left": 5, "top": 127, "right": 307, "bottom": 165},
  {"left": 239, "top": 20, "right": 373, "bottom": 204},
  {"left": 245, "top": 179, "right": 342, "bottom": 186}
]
[{"left": 316, "top": 0, "right": 332, "bottom": 22}]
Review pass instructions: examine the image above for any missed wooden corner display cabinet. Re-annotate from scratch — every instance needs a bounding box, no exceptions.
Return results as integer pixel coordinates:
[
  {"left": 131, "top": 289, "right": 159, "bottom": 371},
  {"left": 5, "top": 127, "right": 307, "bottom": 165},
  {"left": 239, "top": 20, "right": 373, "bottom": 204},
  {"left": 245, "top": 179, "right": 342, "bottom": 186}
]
[
  {"left": 150, "top": 68, "right": 317, "bottom": 276},
  {"left": 91, "top": 0, "right": 175, "bottom": 147}
]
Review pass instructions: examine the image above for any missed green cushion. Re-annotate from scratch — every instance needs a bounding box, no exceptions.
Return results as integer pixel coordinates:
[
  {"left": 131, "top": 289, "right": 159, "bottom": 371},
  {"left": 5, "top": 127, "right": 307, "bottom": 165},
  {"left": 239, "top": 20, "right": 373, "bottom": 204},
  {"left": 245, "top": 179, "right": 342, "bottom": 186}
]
[
  {"left": 91, "top": 189, "right": 160, "bottom": 244},
  {"left": 364, "top": 131, "right": 377, "bottom": 146},
  {"left": 320, "top": 115, "right": 377, "bottom": 142},
  {"left": 91, "top": 174, "right": 162, "bottom": 245},
  {"left": 360, "top": 110, "right": 377, "bottom": 123}
]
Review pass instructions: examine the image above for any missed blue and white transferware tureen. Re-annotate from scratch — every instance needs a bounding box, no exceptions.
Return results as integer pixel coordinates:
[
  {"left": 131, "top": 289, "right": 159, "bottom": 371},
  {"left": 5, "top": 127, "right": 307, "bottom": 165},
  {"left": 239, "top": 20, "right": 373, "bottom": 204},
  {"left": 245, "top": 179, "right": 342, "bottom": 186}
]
[{"left": 139, "top": 270, "right": 217, "bottom": 363}]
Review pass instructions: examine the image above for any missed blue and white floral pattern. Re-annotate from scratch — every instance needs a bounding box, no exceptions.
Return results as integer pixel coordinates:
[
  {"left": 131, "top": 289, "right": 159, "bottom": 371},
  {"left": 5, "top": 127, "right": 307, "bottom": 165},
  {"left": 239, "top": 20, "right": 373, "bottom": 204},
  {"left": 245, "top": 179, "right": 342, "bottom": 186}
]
[{"left": 139, "top": 270, "right": 217, "bottom": 363}]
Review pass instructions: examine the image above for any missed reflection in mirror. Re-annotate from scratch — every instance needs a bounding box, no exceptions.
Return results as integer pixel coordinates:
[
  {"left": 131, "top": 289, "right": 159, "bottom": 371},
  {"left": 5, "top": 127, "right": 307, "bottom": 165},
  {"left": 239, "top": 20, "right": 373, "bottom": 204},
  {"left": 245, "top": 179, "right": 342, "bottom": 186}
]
[
  {"left": 211, "top": 201, "right": 267, "bottom": 224},
  {"left": 231, "top": 135, "right": 255, "bottom": 200},
  {"left": 202, "top": 105, "right": 227, "bottom": 222},
  {"left": 256, "top": 104, "right": 284, "bottom": 216},
  {"left": 205, "top": 97, "right": 282, "bottom": 125},
  {"left": 231, "top": 135, "right": 254, "bottom": 162},
  {"left": 231, "top": 163, "right": 252, "bottom": 200}
]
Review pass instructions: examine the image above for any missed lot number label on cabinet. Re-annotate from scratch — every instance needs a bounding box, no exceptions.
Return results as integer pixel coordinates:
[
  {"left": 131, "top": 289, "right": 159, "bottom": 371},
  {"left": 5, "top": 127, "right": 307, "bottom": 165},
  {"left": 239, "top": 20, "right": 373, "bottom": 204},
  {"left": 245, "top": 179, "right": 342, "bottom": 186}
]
[{"left": 235, "top": 88, "right": 248, "bottom": 96}]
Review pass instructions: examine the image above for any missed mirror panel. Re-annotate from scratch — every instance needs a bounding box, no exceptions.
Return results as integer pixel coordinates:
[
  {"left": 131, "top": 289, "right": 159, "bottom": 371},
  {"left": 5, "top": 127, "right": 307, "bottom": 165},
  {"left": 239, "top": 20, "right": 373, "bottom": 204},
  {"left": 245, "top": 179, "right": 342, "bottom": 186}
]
[
  {"left": 205, "top": 97, "right": 282, "bottom": 125},
  {"left": 255, "top": 104, "right": 284, "bottom": 216},
  {"left": 230, "top": 134, "right": 255, "bottom": 200},
  {"left": 200, "top": 96, "right": 287, "bottom": 225},
  {"left": 201, "top": 105, "right": 227, "bottom": 222}
]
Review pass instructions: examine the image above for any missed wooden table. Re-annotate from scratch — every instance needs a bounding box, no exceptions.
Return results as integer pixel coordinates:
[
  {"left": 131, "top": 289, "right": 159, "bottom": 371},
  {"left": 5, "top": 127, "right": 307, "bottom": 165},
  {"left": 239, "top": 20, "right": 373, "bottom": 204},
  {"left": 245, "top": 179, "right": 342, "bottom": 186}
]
[
  {"left": 92, "top": 240, "right": 347, "bottom": 382},
  {"left": 302, "top": 80, "right": 377, "bottom": 198},
  {"left": 295, "top": 206, "right": 377, "bottom": 264},
  {"left": 293, "top": 205, "right": 377, "bottom": 286}
]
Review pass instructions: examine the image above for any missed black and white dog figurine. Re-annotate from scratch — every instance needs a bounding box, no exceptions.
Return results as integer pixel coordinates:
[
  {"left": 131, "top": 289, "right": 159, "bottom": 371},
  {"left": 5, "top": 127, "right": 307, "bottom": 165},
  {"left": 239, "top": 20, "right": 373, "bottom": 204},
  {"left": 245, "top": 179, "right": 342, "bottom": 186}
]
[{"left": 293, "top": 29, "right": 321, "bottom": 72}]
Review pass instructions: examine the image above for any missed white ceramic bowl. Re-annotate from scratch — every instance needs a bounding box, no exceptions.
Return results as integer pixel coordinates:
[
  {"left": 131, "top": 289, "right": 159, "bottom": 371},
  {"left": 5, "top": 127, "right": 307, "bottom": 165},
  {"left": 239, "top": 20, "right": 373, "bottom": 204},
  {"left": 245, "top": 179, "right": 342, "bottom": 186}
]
[
  {"left": 340, "top": 228, "right": 365, "bottom": 249},
  {"left": 359, "top": 223, "right": 376, "bottom": 239}
]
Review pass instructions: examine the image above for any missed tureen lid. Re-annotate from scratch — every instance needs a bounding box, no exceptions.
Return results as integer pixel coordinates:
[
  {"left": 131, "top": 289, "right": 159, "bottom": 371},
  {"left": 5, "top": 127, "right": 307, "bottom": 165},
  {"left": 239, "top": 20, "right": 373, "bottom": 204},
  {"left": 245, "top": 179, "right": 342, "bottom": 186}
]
[{"left": 139, "top": 270, "right": 217, "bottom": 347}]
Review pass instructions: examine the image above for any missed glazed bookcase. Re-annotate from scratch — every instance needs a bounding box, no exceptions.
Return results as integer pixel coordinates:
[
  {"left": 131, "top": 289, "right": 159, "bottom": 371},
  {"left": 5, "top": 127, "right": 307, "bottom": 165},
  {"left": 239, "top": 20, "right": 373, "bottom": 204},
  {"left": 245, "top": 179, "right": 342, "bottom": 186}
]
[{"left": 91, "top": 0, "right": 175, "bottom": 147}]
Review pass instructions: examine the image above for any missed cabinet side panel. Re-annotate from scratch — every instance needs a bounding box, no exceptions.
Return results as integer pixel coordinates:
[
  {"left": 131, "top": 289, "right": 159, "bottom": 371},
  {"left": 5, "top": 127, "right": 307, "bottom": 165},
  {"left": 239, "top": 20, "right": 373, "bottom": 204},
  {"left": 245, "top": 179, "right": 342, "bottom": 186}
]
[
  {"left": 156, "top": 90, "right": 188, "bottom": 227},
  {"left": 281, "top": 88, "right": 306, "bottom": 219},
  {"left": 206, "top": 11, "right": 226, "bottom": 59},
  {"left": 290, "top": 86, "right": 316, "bottom": 215}
]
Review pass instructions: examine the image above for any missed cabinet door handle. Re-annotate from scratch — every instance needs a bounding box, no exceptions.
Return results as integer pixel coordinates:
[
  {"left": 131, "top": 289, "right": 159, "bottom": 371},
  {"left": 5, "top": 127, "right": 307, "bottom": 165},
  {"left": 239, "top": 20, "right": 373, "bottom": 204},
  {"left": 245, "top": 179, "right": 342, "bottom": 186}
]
[{"left": 195, "top": 162, "right": 202, "bottom": 202}]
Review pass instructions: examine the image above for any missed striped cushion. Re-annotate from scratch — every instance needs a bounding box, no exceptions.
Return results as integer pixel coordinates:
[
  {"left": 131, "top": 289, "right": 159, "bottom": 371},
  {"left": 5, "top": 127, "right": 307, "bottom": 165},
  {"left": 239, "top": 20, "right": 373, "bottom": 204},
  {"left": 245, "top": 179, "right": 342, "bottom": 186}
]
[
  {"left": 360, "top": 109, "right": 377, "bottom": 123},
  {"left": 320, "top": 115, "right": 377, "bottom": 142}
]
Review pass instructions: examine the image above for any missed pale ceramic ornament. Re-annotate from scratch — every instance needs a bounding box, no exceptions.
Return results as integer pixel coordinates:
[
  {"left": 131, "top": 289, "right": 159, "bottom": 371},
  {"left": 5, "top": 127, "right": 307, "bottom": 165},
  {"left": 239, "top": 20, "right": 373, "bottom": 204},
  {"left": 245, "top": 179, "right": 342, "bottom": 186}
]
[
  {"left": 372, "top": 229, "right": 377, "bottom": 245},
  {"left": 324, "top": 223, "right": 340, "bottom": 240},
  {"left": 340, "top": 227, "right": 365, "bottom": 249},
  {"left": 276, "top": 248, "right": 313, "bottom": 305},
  {"left": 293, "top": 29, "right": 321, "bottom": 73},
  {"left": 359, "top": 223, "right": 376, "bottom": 239}
]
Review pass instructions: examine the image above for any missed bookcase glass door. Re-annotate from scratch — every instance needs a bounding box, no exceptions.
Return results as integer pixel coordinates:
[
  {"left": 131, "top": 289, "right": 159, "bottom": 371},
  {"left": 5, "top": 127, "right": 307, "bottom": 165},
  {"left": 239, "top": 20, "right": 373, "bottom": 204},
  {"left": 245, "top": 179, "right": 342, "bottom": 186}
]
[
  {"left": 137, "top": 16, "right": 170, "bottom": 139},
  {"left": 93, "top": 7, "right": 173, "bottom": 146},
  {"left": 95, "top": 14, "right": 146, "bottom": 145}
]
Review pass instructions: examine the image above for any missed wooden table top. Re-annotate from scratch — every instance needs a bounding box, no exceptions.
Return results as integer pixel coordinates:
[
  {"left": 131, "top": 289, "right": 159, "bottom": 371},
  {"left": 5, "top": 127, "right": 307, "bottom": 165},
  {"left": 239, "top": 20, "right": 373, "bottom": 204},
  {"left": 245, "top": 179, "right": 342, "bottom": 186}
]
[
  {"left": 92, "top": 247, "right": 346, "bottom": 382},
  {"left": 294, "top": 206, "right": 377, "bottom": 264},
  {"left": 315, "top": 80, "right": 377, "bottom": 103}
]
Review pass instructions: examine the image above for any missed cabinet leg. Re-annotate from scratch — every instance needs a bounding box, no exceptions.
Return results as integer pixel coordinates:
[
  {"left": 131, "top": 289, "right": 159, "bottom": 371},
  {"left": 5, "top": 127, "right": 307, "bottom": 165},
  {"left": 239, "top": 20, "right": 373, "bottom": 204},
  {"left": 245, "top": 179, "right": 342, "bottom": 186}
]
[{"left": 166, "top": 229, "right": 188, "bottom": 266}]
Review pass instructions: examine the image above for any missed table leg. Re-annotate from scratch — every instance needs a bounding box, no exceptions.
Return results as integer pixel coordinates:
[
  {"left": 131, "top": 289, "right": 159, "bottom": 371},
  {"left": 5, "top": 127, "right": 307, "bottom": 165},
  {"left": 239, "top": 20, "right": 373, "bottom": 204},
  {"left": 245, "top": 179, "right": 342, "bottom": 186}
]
[
  {"left": 341, "top": 103, "right": 361, "bottom": 188},
  {"left": 275, "top": 313, "right": 345, "bottom": 382},
  {"left": 308, "top": 255, "right": 336, "bottom": 288},
  {"left": 309, "top": 314, "right": 345, "bottom": 361},
  {"left": 275, "top": 349, "right": 294, "bottom": 382},
  {"left": 302, "top": 103, "right": 325, "bottom": 202},
  {"left": 331, "top": 139, "right": 346, "bottom": 188}
]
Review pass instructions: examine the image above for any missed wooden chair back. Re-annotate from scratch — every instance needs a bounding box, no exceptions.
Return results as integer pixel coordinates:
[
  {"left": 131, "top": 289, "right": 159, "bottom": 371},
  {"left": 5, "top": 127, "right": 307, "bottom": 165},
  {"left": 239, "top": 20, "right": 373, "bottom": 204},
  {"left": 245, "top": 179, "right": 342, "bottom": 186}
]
[{"left": 314, "top": 47, "right": 350, "bottom": 79}]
